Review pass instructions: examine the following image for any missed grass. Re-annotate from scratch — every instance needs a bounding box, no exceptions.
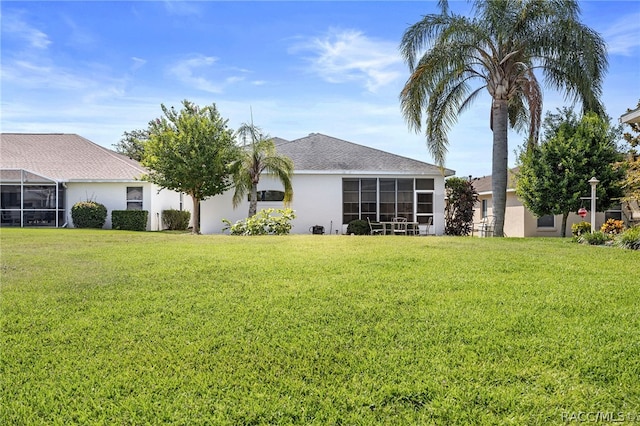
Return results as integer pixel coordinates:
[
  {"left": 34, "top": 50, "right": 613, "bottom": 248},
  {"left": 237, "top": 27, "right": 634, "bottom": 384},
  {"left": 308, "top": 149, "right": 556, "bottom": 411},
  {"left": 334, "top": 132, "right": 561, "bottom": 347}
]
[{"left": 1, "top": 229, "right": 639, "bottom": 425}]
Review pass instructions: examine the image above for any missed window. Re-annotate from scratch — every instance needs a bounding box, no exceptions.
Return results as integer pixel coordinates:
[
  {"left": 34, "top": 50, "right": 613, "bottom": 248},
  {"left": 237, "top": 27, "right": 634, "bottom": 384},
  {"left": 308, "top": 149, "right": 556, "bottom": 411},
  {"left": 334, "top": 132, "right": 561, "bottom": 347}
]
[
  {"left": 416, "top": 179, "right": 434, "bottom": 190},
  {"left": 605, "top": 204, "right": 622, "bottom": 221},
  {"left": 342, "top": 178, "right": 426, "bottom": 224},
  {"left": 127, "top": 187, "right": 143, "bottom": 210},
  {"left": 248, "top": 190, "right": 286, "bottom": 202},
  {"left": 537, "top": 215, "right": 555, "bottom": 228},
  {"left": 481, "top": 199, "right": 488, "bottom": 218}
]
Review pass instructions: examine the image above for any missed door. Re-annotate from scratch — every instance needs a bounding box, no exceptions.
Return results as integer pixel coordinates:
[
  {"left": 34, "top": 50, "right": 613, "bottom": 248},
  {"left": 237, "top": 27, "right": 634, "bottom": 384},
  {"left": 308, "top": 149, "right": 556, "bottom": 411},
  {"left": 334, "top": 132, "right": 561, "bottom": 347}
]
[{"left": 415, "top": 192, "right": 434, "bottom": 231}]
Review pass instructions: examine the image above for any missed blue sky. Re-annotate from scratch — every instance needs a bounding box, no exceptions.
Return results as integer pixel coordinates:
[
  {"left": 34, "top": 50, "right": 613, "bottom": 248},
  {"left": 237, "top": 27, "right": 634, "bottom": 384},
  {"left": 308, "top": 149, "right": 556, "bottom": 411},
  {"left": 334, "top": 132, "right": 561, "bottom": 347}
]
[{"left": 2, "top": 1, "right": 639, "bottom": 178}]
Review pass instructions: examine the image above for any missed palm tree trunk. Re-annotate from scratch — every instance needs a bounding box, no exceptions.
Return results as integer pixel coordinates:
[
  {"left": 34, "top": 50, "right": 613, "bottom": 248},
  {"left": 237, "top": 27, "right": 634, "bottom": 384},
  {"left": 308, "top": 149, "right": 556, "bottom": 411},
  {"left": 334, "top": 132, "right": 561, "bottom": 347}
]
[
  {"left": 491, "top": 98, "right": 509, "bottom": 237},
  {"left": 248, "top": 183, "right": 258, "bottom": 217},
  {"left": 191, "top": 194, "right": 201, "bottom": 234}
]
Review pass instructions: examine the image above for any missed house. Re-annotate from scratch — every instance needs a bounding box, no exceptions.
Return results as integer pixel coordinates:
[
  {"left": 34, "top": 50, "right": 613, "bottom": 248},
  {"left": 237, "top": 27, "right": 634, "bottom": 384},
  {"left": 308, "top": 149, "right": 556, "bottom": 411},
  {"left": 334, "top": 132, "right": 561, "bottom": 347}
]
[
  {"left": 0, "top": 133, "right": 185, "bottom": 230},
  {"left": 471, "top": 169, "right": 626, "bottom": 237},
  {"left": 200, "top": 133, "right": 454, "bottom": 235}
]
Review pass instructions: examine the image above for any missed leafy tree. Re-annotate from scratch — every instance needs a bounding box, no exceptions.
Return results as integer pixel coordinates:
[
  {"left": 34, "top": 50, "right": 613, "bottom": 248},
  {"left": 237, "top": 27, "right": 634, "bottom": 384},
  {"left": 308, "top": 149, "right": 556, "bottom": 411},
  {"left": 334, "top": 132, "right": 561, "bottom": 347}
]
[
  {"left": 399, "top": 0, "right": 607, "bottom": 237},
  {"left": 444, "top": 177, "right": 478, "bottom": 236},
  {"left": 113, "top": 129, "right": 148, "bottom": 162},
  {"left": 619, "top": 100, "right": 640, "bottom": 202},
  {"left": 232, "top": 122, "right": 294, "bottom": 218},
  {"left": 516, "top": 110, "right": 625, "bottom": 237},
  {"left": 140, "top": 100, "right": 240, "bottom": 234}
]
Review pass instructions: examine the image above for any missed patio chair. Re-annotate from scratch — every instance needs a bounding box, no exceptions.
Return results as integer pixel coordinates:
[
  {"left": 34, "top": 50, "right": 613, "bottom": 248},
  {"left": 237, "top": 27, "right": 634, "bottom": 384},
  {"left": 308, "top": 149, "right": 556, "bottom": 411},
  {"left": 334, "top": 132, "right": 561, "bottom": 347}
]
[
  {"left": 392, "top": 217, "right": 407, "bottom": 235},
  {"left": 422, "top": 217, "right": 433, "bottom": 236},
  {"left": 367, "top": 217, "right": 385, "bottom": 235},
  {"left": 472, "top": 216, "right": 495, "bottom": 237}
]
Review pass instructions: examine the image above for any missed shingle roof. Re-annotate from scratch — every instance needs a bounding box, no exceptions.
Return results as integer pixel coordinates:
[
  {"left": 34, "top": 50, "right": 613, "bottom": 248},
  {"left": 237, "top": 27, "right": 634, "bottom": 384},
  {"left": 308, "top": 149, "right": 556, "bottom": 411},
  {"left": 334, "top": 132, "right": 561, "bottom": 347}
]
[
  {"left": 472, "top": 168, "right": 519, "bottom": 193},
  {"left": 0, "top": 133, "right": 147, "bottom": 181},
  {"left": 274, "top": 133, "right": 454, "bottom": 175}
]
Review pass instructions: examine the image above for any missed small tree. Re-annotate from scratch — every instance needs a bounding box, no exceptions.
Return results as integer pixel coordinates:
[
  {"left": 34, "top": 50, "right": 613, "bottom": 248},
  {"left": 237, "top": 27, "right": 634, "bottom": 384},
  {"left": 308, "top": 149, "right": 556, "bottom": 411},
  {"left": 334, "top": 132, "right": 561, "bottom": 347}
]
[
  {"left": 140, "top": 100, "right": 241, "bottom": 234},
  {"left": 232, "top": 122, "right": 294, "bottom": 218},
  {"left": 444, "top": 177, "right": 478, "bottom": 236},
  {"left": 516, "top": 109, "right": 625, "bottom": 237}
]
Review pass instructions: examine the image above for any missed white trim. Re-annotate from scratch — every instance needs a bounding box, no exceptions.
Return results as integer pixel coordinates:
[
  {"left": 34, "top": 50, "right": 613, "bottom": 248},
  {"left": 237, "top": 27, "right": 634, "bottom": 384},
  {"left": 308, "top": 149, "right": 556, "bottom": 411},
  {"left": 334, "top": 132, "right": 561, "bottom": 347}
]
[{"left": 620, "top": 107, "right": 640, "bottom": 124}]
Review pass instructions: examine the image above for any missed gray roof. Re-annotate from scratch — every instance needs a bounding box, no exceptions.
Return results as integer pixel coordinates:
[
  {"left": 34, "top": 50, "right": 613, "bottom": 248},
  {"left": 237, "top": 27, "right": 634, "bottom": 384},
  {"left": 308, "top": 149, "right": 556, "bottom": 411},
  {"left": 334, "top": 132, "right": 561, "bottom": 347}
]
[
  {"left": 472, "top": 168, "right": 519, "bottom": 193},
  {"left": 0, "top": 133, "right": 146, "bottom": 182},
  {"left": 274, "top": 133, "right": 454, "bottom": 175},
  {"left": 1, "top": 132, "right": 454, "bottom": 182}
]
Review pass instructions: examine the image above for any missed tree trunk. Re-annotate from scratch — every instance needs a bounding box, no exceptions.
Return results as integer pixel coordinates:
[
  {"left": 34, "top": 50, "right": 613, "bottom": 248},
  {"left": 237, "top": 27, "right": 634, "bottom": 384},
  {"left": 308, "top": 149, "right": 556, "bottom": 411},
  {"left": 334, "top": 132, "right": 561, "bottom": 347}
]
[
  {"left": 248, "top": 182, "right": 258, "bottom": 218},
  {"left": 191, "top": 195, "right": 201, "bottom": 234},
  {"left": 561, "top": 211, "right": 569, "bottom": 238},
  {"left": 491, "top": 98, "right": 509, "bottom": 237}
]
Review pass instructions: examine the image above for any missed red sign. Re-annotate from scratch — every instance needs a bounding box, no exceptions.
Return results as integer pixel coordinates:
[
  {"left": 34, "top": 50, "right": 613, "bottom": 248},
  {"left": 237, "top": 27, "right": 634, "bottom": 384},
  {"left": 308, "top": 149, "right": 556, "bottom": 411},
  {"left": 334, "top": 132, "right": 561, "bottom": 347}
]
[{"left": 578, "top": 207, "right": 588, "bottom": 218}]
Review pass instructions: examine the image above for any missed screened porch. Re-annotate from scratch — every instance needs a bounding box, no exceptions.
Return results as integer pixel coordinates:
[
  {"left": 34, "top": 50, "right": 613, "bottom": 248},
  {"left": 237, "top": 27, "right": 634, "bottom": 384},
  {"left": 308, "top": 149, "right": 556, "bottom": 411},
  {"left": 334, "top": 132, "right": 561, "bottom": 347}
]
[{"left": 0, "top": 169, "right": 66, "bottom": 227}]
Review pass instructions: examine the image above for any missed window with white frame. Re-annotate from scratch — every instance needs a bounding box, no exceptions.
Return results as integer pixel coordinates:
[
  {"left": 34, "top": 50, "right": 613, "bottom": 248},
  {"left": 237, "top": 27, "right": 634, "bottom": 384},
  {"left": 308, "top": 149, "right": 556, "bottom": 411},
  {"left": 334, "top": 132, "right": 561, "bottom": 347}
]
[
  {"left": 537, "top": 215, "right": 554, "bottom": 228},
  {"left": 126, "top": 187, "right": 143, "bottom": 210},
  {"left": 342, "top": 178, "right": 434, "bottom": 224}
]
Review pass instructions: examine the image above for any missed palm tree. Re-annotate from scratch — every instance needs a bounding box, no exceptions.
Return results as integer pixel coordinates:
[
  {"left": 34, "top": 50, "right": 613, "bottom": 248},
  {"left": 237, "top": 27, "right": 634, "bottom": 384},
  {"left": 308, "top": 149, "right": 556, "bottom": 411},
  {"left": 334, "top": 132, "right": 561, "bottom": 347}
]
[
  {"left": 232, "top": 123, "right": 294, "bottom": 218},
  {"left": 399, "top": 0, "right": 607, "bottom": 236}
]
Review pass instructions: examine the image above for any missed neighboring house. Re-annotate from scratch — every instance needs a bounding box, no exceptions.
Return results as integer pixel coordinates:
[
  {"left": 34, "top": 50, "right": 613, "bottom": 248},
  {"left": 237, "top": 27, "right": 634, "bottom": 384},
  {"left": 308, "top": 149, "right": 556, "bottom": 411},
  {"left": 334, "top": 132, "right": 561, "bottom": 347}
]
[
  {"left": 620, "top": 106, "right": 640, "bottom": 223},
  {"left": 471, "top": 168, "right": 626, "bottom": 237},
  {"left": 201, "top": 133, "right": 455, "bottom": 235},
  {"left": 0, "top": 133, "right": 186, "bottom": 230}
]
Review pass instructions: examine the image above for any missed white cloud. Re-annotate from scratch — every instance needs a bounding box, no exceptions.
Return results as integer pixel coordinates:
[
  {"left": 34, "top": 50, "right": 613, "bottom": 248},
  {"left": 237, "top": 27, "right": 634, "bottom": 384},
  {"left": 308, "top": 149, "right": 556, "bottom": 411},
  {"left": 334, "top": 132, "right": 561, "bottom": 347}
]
[
  {"left": 167, "top": 55, "right": 250, "bottom": 93},
  {"left": 131, "top": 57, "right": 147, "bottom": 71},
  {"left": 1, "top": 11, "right": 51, "bottom": 49},
  {"left": 163, "top": 0, "right": 202, "bottom": 17},
  {"left": 290, "top": 28, "right": 403, "bottom": 93},
  {"left": 168, "top": 55, "right": 223, "bottom": 93},
  {"left": 601, "top": 13, "right": 640, "bottom": 56}
]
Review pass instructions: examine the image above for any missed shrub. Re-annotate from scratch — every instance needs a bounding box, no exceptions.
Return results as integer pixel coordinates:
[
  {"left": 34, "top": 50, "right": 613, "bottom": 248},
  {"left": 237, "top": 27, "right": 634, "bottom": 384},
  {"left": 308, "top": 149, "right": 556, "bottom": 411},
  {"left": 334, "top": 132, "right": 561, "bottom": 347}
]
[
  {"left": 444, "top": 177, "right": 478, "bottom": 236},
  {"left": 600, "top": 218, "right": 625, "bottom": 235},
  {"left": 615, "top": 226, "right": 640, "bottom": 250},
  {"left": 71, "top": 201, "right": 107, "bottom": 229},
  {"left": 222, "top": 208, "right": 295, "bottom": 236},
  {"left": 162, "top": 209, "right": 191, "bottom": 231},
  {"left": 577, "top": 231, "right": 610, "bottom": 246},
  {"left": 346, "top": 219, "right": 369, "bottom": 235},
  {"left": 571, "top": 221, "right": 591, "bottom": 237},
  {"left": 112, "top": 210, "right": 148, "bottom": 231}
]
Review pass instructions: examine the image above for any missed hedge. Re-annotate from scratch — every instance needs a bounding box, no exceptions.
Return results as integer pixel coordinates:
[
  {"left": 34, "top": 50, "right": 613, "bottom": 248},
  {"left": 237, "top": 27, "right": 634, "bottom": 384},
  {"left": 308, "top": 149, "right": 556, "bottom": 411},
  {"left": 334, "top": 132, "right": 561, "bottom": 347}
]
[
  {"left": 162, "top": 209, "right": 191, "bottom": 231},
  {"left": 71, "top": 201, "right": 107, "bottom": 229},
  {"left": 111, "top": 210, "right": 148, "bottom": 231}
]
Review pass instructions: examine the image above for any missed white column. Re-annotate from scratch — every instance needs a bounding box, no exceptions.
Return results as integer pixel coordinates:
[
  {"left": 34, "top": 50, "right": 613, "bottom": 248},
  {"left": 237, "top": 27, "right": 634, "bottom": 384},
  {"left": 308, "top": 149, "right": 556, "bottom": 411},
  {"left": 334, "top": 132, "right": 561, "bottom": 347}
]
[{"left": 588, "top": 177, "right": 599, "bottom": 233}]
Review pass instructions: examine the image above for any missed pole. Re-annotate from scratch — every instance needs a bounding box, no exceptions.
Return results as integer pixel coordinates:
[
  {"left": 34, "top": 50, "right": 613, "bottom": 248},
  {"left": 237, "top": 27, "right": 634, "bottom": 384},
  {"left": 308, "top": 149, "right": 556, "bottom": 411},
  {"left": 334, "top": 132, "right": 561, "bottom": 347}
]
[{"left": 588, "top": 177, "right": 599, "bottom": 233}]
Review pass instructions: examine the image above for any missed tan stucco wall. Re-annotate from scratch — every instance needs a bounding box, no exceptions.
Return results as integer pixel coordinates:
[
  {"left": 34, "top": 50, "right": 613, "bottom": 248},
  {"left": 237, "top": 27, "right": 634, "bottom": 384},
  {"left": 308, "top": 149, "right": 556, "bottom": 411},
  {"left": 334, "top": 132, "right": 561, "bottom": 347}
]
[{"left": 473, "top": 191, "right": 612, "bottom": 237}]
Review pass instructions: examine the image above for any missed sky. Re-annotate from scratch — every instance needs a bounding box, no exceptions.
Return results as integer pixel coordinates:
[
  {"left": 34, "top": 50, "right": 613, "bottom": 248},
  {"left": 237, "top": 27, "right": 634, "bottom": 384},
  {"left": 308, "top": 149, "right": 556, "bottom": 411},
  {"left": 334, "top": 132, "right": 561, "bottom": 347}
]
[{"left": 2, "top": 1, "right": 639, "bottom": 178}]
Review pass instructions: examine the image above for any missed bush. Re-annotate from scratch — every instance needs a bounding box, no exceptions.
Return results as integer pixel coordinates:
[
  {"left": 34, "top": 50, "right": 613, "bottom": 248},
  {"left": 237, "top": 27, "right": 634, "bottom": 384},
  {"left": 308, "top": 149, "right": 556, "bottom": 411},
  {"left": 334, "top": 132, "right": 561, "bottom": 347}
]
[
  {"left": 71, "top": 201, "right": 107, "bottom": 229},
  {"left": 615, "top": 226, "right": 640, "bottom": 250},
  {"left": 162, "top": 209, "right": 191, "bottom": 230},
  {"left": 600, "top": 218, "right": 625, "bottom": 235},
  {"left": 112, "top": 210, "right": 148, "bottom": 231},
  {"left": 222, "top": 208, "right": 295, "bottom": 235},
  {"left": 346, "top": 219, "right": 369, "bottom": 235},
  {"left": 571, "top": 221, "right": 591, "bottom": 237},
  {"left": 577, "top": 231, "right": 610, "bottom": 246}
]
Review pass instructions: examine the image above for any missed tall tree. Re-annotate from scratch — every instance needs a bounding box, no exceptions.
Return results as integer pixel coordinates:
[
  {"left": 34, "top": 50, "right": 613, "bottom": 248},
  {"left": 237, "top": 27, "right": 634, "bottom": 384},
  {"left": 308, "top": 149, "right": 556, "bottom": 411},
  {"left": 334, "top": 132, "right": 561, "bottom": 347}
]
[
  {"left": 515, "top": 109, "right": 625, "bottom": 237},
  {"left": 140, "top": 100, "right": 240, "bottom": 234},
  {"left": 113, "top": 129, "right": 148, "bottom": 162},
  {"left": 232, "top": 123, "right": 294, "bottom": 218},
  {"left": 399, "top": 0, "right": 607, "bottom": 236}
]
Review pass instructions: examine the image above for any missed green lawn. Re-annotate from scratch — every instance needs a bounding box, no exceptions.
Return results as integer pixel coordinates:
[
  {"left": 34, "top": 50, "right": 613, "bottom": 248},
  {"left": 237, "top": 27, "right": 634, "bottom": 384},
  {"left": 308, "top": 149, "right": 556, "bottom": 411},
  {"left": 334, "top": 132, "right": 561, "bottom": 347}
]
[{"left": 1, "top": 229, "right": 639, "bottom": 425}]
